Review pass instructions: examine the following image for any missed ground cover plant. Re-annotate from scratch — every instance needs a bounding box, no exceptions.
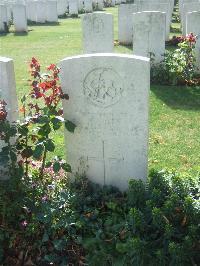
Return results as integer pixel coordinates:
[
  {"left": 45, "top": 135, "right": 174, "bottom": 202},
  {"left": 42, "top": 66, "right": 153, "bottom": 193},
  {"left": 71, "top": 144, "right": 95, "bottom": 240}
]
[{"left": 151, "top": 33, "right": 199, "bottom": 86}]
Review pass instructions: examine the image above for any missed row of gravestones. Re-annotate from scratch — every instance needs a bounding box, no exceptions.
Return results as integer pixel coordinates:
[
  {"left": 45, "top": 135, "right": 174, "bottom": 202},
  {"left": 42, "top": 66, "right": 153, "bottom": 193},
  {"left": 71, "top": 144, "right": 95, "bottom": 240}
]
[
  {"left": 82, "top": 8, "right": 200, "bottom": 64},
  {"left": 0, "top": 0, "right": 123, "bottom": 33}
]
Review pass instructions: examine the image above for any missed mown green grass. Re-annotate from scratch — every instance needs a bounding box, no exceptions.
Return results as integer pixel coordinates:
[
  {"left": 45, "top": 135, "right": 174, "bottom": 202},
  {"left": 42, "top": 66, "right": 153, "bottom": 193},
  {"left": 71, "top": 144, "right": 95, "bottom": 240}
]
[{"left": 0, "top": 6, "right": 200, "bottom": 175}]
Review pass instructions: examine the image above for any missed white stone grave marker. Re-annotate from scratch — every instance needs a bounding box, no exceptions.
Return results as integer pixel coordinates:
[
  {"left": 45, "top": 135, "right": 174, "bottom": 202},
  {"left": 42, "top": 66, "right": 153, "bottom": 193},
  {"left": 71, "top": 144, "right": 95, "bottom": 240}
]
[
  {"left": 186, "top": 11, "right": 200, "bottom": 69},
  {"left": 82, "top": 12, "right": 114, "bottom": 53},
  {"left": 0, "top": 4, "right": 8, "bottom": 32},
  {"left": 69, "top": 0, "right": 78, "bottom": 16},
  {"left": 36, "top": 0, "right": 46, "bottom": 23},
  {"left": 60, "top": 53, "right": 150, "bottom": 191},
  {"left": 133, "top": 11, "right": 166, "bottom": 63},
  {"left": 13, "top": 4, "right": 28, "bottom": 32},
  {"left": 0, "top": 57, "right": 18, "bottom": 180},
  {"left": 118, "top": 3, "right": 138, "bottom": 45},
  {"left": 46, "top": 0, "right": 58, "bottom": 22}
]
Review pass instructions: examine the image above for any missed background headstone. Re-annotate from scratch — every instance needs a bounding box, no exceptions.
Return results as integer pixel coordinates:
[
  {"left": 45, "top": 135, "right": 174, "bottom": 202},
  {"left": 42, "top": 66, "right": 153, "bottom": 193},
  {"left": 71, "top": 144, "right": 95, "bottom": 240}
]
[
  {"left": 82, "top": 12, "right": 114, "bottom": 53},
  {"left": 133, "top": 11, "right": 166, "bottom": 63},
  {"left": 13, "top": 4, "right": 28, "bottom": 32},
  {"left": 0, "top": 4, "right": 8, "bottom": 33},
  {"left": 118, "top": 3, "right": 138, "bottom": 45},
  {"left": 182, "top": 2, "right": 200, "bottom": 35},
  {"left": 46, "top": 0, "right": 58, "bottom": 22},
  {"left": 186, "top": 11, "right": 200, "bottom": 69}
]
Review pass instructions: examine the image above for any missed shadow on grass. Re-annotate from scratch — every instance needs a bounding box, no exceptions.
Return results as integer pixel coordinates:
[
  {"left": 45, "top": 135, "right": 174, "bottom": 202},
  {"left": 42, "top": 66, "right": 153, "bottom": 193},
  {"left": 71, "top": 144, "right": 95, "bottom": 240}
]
[
  {"left": 118, "top": 42, "right": 132, "bottom": 51},
  {"left": 14, "top": 31, "right": 28, "bottom": 36},
  {"left": 151, "top": 85, "right": 200, "bottom": 111},
  {"left": 28, "top": 21, "right": 61, "bottom": 26}
]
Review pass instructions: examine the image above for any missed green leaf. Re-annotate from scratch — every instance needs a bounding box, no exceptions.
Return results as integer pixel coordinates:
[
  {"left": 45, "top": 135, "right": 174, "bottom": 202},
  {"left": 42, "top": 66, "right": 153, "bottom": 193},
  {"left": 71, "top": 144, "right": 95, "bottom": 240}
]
[
  {"left": 53, "top": 239, "right": 66, "bottom": 251},
  {"left": 37, "top": 115, "right": 49, "bottom": 124},
  {"left": 61, "top": 162, "right": 71, "bottom": 173},
  {"left": 21, "top": 95, "right": 27, "bottom": 103},
  {"left": 51, "top": 117, "right": 63, "bottom": 130},
  {"left": 53, "top": 161, "right": 61, "bottom": 173},
  {"left": 38, "top": 123, "right": 51, "bottom": 136},
  {"left": 65, "top": 120, "right": 76, "bottom": 133},
  {"left": 33, "top": 143, "right": 44, "bottom": 159},
  {"left": 45, "top": 139, "right": 55, "bottom": 152},
  {"left": 18, "top": 124, "right": 29, "bottom": 136}
]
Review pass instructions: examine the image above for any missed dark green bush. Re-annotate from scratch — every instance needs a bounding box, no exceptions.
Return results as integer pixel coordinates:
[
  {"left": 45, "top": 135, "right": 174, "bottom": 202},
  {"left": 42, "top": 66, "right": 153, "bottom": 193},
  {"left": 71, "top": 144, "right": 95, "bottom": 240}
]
[{"left": 0, "top": 169, "right": 199, "bottom": 265}]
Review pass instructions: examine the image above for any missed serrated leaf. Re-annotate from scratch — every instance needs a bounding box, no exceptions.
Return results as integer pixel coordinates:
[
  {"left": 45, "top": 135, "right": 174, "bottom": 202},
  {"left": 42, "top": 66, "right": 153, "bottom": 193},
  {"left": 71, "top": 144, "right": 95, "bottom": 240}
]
[
  {"left": 53, "top": 161, "right": 61, "bottom": 173},
  {"left": 33, "top": 143, "right": 44, "bottom": 159},
  {"left": 45, "top": 139, "right": 55, "bottom": 152},
  {"left": 61, "top": 162, "right": 71, "bottom": 173},
  {"left": 65, "top": 120, "right": 76, "bottom": 133},
  {"left": 38, "top": 123, "right": 51, "bottom": 136}
]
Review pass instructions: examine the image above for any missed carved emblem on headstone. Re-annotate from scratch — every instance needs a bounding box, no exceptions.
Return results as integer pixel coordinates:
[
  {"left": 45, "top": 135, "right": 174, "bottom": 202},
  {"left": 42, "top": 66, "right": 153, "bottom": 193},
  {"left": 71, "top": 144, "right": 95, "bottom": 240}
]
[
  {"left": 83, "top": 68, "right": 124, "bottom": 107},
  {"left": 93, "top": 17, "right": 104, "bottom": 33}
]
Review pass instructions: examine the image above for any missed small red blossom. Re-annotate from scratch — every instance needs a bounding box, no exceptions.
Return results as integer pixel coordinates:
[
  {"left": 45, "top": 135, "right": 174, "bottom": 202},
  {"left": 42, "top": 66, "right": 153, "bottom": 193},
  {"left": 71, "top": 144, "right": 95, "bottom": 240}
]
[{"left": 0, "top": 100, "right": 7, "bottom": 121}]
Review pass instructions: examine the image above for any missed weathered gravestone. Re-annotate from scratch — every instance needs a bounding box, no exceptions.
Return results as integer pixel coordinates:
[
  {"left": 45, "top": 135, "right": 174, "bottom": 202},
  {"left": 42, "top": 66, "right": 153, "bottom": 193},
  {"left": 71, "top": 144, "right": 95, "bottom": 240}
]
[
  {"left": 69, "top": 0, "right": 78, "bottom": 16},
  {"left": 96, "top": 0, "right": 104, "bottom": 11},
  {"left": 0, "top": 4, "right": 8, "bottom": 33},
  {"left": 60, "top": 53, "right": 150, "bottom": 191},
  {"left": 118, "top": 3, "right": 138, "bottom": 45},
  {"left": 0, "top": 57, "right": 18, "bottom": 180},
  {"left": 137, "top": 1, "right": 171, "bottom": 41},
  {"left": 179, "top": 0, "right": 200, "bottom": 24},
  {"left": 78, "top": 0, "right": 84, "bottom": 12},
  {"left": 13, "top": 4, "right": 28, "bottom": 32},
  {"left": 82, "top": 12, "right": 114, "bottom": 53},
  {"left": 57, "top": 0, "right": 68, "bottom": 16},
  {"left": 46, "top": 0, "right": 58, "bottom": 22},
  {"left": 27, "top": 0, "right": 37, "bottom": 22},
  {"left": 182, "top": 2, "right": 200, "bottom": 35},
  {"left": 186, "top": 11, "right": 200, "bottom": 69},
  {"left": 36, "top": 0, "right": 46, "bottom": 23},
  {"left": 84, "top": 0, "right": 93, "bottom": 13},
  {"left": 133, "top": 11, "right": 166, "bottom": 63}
]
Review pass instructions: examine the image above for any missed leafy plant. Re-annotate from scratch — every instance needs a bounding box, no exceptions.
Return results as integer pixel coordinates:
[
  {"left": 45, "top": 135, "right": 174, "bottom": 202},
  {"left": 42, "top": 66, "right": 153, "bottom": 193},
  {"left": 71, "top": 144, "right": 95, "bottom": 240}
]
[{"left": 151, "top": 33, "right": 198, "bottom": 85}]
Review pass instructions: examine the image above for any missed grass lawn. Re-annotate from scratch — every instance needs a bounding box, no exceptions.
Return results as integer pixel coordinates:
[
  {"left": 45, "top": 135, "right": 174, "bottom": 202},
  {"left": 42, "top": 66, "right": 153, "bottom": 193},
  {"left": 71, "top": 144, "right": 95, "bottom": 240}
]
[{"left": 0, "top": 6, "right": 200, "bottom": 176}]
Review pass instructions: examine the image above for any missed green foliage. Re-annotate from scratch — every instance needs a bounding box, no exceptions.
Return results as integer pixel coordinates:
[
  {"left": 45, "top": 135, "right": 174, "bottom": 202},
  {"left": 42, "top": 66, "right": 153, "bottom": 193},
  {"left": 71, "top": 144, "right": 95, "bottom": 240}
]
[
  {"left": 151, "top": 33, "right": 198, "bottom": 85},
  {"left": 0, "top": 169, "right": 199, "bottom": 265}
]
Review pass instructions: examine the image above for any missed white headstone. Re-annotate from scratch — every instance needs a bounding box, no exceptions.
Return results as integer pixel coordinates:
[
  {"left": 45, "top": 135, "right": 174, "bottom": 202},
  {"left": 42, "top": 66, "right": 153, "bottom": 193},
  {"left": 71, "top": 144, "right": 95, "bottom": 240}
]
[
  {"left": 0, "top": 4, "right": 8, "bottom": 32},
  {"left": 57, "top": 0, "right": 67, "bottom": 16},
  {"left": 82, "top": 12, "right": 114, "bottom": 53},
  {"left": 36, "top": 0, "right": 46, "bottom": 23},
  {"left": 13, "top": 4, "right": 28, "bottom": 32},
  {"left": 186, "top": 11, "right": 200, "bottom": 69},
  {"left": 96, "top": 0, "right": 104, "bottom": 10},
  {"left": 179, "top": 0, "right": 200, "bottom": 23},
  {"left": 118, "top": 4, "right": 138, "bottom": 45},
  {"left": 69, "top": 0, "right": 78, "bottom": 16},
  {"left": 84, "top": 0, "right": 93, "bottom": 12},
  {"left": 60, "top": 53, "right": 150, "bottom": 191},
  {"left": 182, "top": 2, "right": 200, "bottom": 35},
  {"left": 137, "top": 1, "right": 171, "bottom": 41},
  {"left": 0, "top": 57, "right": 18, "bottom": 179},
  {"left": 27, "top": 0, "right": 37, "bottom": 22},
  {"left": 46, "top": 0, "right": 58, "bottom": 22},
  {"left": 133, "top": 11, "right": 166, "bottom": 63},
  {"left": 110, "top": 0, "right": 115, "bottom": 7},
  {"left": 78, "top": 0, "right": 84, "bottom": 11}
]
